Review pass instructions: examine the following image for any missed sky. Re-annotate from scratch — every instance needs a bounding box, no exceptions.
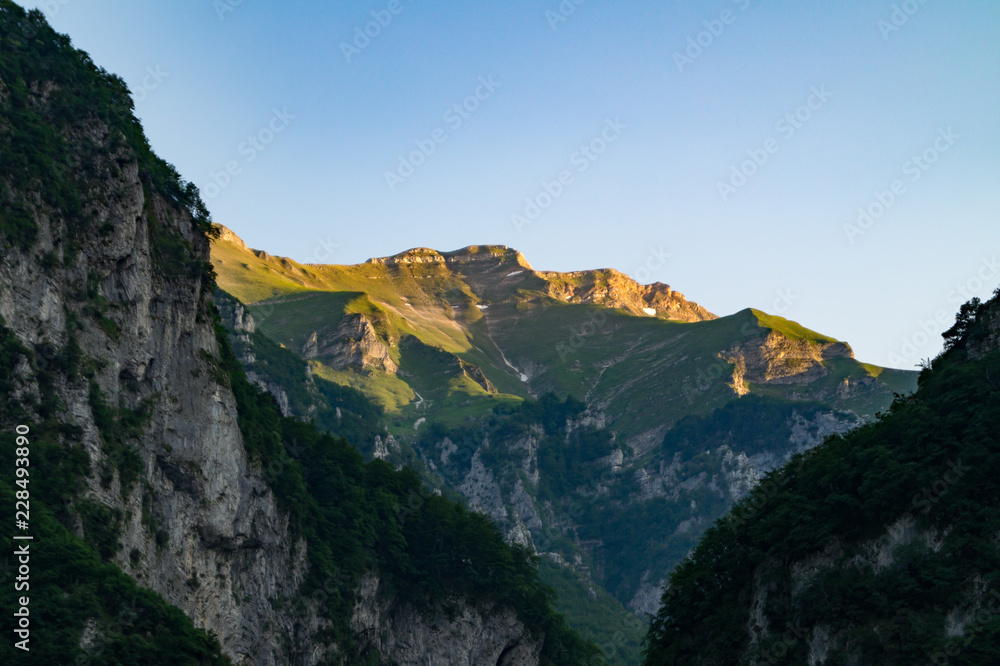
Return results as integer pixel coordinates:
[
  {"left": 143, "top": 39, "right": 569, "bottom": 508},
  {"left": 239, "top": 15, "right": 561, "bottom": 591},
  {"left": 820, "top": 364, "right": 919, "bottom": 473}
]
[{"left": 21, "top": 0, "right": 1000, "bottom": 369}]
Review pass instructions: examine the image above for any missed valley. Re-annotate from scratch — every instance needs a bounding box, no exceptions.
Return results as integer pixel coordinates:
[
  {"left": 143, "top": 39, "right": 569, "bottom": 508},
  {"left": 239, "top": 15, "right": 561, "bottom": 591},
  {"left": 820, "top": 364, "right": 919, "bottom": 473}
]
[{"left": 211, "top": 225, "right": 919, "bottom": 663}]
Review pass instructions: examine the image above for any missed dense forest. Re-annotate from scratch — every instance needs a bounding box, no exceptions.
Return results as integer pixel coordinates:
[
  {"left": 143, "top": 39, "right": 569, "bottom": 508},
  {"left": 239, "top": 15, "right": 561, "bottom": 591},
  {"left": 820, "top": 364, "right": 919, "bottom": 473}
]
[{"left": 643, "top": 290, "right": 1000, "bottom": 664}]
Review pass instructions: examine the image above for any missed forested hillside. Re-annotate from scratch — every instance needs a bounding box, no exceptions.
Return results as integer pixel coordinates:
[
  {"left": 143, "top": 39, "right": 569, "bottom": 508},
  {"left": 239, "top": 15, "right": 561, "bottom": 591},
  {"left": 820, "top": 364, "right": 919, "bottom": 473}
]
[{"left": 643, "top": 290, "right": 1000, "bottom": 665}]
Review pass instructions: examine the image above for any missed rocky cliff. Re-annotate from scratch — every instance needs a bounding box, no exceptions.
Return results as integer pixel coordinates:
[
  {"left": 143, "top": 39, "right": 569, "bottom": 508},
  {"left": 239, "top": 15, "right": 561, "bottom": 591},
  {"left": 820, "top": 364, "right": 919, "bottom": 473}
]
[
  {"left": 363, "top": 244, "right": 714, "bottom": 323},
  {"left": 0, "top": 5, "right": 577, "bottom": 664},
  {"left": 0, "top": 106, "right": 311, "bottom": 662},
  {"left": 539, "top": 267, "right": 715, "bottom": 323}
]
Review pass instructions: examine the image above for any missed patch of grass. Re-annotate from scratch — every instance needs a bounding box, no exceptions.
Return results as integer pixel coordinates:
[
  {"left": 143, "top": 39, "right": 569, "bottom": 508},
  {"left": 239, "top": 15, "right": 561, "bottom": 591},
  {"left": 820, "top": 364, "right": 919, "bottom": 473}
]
[
  {"left": 538, "top": 558, "right": 646, "bottom": 666},
  {"left": 749, "top": 308, "right": 841, "bottom": 345},
  {"left": 309, "top": 361, "right": 415, "bottom": 412},
  {"left": 97, "top": 315, "right": 121, "bottom": 341}
]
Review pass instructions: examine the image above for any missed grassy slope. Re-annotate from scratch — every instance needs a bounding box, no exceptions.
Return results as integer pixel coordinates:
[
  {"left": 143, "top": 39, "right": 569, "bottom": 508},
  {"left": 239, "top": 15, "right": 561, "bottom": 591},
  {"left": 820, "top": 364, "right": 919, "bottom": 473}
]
[
  {"left": 212, "top": 233, "right": 915, "bottom": 439},
  {"left": 538, "top": 558, "right": 647, "bottom": 666}
]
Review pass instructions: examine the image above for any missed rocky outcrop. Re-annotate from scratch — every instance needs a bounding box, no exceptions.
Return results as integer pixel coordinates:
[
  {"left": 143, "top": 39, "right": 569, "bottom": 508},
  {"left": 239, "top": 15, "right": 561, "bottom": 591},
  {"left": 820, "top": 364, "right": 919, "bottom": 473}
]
[
  {"left": 365, "top": 244, "right": 532, "bottom": 271},
  {"left": 723, "top": 330, "right": 854, "bottom": 385},
  {"left": 0, "top": 43, "right": 543, "bottom": 665},
  {"left": 373, "top": 432, "right": 400, "bottom": 460},
  {"left": 302, "top": 313, "right": 397, "bottom": 373},
  {"left": 365, "top": 247, "right": 448, "bottom": 265},
  {"left": 0, "top": 119, "right": 323, "bottom": 662},
  {"left": 459, "top": 358, "right": 498, "bottom": 393},
  {"left": 351, "top": 575, "right": 542, "bottom": 665},
  {"left": 539, "top": 268, "right": 716, "bottom": 323},
  {"left": 629, "top": 572, "right": 670, "bottom": 618},
  {"left": 245, "top": 371, "right": 292, "bottom": 415},
  {"left": 217, "top": 224, "right": 250, "bottom": 252}
]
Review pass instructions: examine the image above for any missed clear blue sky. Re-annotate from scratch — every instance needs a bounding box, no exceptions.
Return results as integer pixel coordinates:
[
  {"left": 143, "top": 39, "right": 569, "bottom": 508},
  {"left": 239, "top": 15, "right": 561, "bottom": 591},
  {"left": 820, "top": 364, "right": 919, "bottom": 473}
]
[{"left": 23, "top": 0, "right": 1000, "bottom": 368}]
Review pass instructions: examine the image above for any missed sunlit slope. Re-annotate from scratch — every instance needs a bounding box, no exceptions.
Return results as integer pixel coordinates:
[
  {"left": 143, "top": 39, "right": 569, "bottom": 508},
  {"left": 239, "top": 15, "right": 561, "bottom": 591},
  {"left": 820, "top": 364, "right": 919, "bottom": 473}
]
[{"left": 211, "top": 226, "right": 916, "bottom": 438}]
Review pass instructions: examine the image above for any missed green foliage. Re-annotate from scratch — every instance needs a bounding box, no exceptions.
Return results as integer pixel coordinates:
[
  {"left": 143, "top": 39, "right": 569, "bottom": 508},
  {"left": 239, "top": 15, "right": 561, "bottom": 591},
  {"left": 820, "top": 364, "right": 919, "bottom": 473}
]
[
  {"left": 77, "top": 499, "right": 123, "bottom": 562},
  {"left": 216, "top": 290, "right": 387, "bottom": 455},
  {"left": 87, "top": 380, "right": 148, "bottom": 498},
  {"left": 416, "top": 395, "right": 647, "bottom": 663},
  {"left": 0, "top": 2, "right": 213, "bottom": 252},
  {"left": 0, "top": 315, "right": 229, "bottom": 664},
  {"left": 212, "top": 312, "right": 598, "bottom": 664},
  {"left": 662, "top": 394, "right": 837, "bottom": 459},
  {"left": 537, "top": 558, "right": 647, "bottom": 666},
  {"left": 147, "top": 198, "right": 210, "bottom": 282},
  {"left": 643, "top": 294, "right": 1000, "bottom": 665}
]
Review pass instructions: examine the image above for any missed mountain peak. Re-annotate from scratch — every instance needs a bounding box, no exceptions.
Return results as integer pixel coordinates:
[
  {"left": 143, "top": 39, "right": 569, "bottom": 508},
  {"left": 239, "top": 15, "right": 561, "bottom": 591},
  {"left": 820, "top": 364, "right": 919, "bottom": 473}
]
[
  {"left": 215, "top": 224, "right": 249, "bottom": 251},
  {"left": 365, "top": 244, "right": 533, "bottom": 270}
]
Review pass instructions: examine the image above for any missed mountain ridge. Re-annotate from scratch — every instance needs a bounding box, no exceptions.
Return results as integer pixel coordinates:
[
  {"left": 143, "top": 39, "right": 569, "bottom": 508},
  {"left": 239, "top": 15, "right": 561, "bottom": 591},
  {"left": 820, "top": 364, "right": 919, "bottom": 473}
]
[
  {"left": 213, "top": 224, "right": 716, "bottom": 324},
  {"left": 209, "top": 222, "right": 919, "bottom": 664}
]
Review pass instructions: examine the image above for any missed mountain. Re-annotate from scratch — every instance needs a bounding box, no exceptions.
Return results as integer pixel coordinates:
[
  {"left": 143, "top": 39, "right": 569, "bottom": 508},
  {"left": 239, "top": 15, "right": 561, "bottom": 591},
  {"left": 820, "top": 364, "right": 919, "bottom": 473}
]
[
  {"left": 212, "top": 226, "right": 914, "bottom": 438},
  {"left": 211, "top": 227, "right": 920, "bottom": 663},
  {"left": 0, "top": 4, "right": 596, "bottom": 664},
  {"left": 643, "top": 290, "right": 1000, "bottom": 665}
]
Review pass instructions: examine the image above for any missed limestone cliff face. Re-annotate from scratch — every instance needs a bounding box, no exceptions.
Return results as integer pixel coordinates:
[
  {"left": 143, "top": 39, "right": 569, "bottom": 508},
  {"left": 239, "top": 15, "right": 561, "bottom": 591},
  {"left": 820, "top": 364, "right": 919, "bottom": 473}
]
[
  {"left": 302, "top": 313, "right": 398, "bottom": 373},
  {"left": 0, "top": 107, "right": 330, "bottom": 663},
  {"left": 539, "top": 268, "right": 716, "bottom": 323},
  {"left": 0, "top": 49, "right": 542, "bottom": 666},
  {"left": 352, "top": 575, "right": 543, "bottom": 666},
  {"left": 365, "top": 244, "right": 532, "bottom": 270},
  {"left": 419, "top": 400, "right": 859, "bottom": 620},
  {"left": 723, "top": 330, "right": 854, "bottom": 386},
  {"left": 361, "top": 243, "right": 714, "bottom": 323}
]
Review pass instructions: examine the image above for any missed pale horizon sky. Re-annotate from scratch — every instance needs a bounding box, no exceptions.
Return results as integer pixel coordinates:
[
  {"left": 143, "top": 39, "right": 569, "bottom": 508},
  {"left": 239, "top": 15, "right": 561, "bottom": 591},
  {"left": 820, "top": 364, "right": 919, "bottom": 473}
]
[{"left": 21, "top": 0, "right": 1000, "bottom": 369}]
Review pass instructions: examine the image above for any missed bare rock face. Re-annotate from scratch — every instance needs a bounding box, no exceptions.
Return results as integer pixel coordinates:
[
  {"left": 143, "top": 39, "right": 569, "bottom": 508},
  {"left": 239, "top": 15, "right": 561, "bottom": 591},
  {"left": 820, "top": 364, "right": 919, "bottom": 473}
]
[
  {"left": 968, "top": 298, "right": 1000, "bottom": 360},
  {"left": 0, "top": 120, "right": 326, "bottom": 663},
  {"left": 302, "top": 313, "right": 398, "bottom": 373},
  {"left": 0, "top": 100, "right": 539, "bottom": 664},
  {"left": 217, "top": 224, "right": 250, "bottom": 251},
  {"left": 458, "top": 358, "right": 497, "bottom": 393},
  {"left": 351, "top": 575, "right": 542, "bottom": 666},
  {"left": 723, "top": 331, "right": 854, "bottom": 385},
  {"left": 539, "top": 268, "right": 716, "bottom": 323}
]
